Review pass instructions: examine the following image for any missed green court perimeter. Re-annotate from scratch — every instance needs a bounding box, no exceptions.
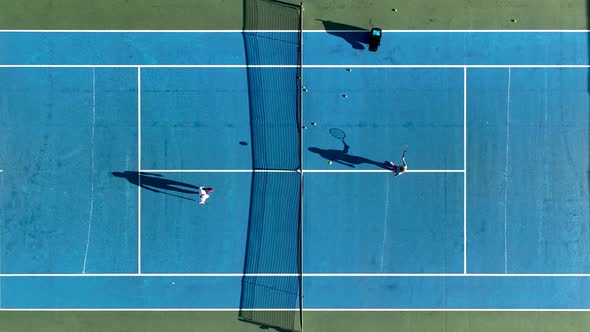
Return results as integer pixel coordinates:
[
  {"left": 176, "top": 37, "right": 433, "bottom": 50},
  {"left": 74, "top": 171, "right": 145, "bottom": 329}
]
[
  {"left": 1, "top": 0, "right": 590, "bottom": 331},
  {"left": 2, "top": 311, "right": 590, "bottom": 332},
  {"left": 0, "top": 0, "right": 587, "bottom": 30}
]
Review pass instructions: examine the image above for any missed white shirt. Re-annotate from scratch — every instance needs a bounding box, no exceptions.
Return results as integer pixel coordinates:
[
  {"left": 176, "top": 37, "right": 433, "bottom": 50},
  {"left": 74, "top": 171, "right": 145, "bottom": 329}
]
[{"left": 198, "top": 187, "right": 210, "bottom": 204}]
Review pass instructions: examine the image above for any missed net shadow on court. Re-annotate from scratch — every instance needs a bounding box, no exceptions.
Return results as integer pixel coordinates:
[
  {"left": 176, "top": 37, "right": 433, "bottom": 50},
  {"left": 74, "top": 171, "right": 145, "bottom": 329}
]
[{"left": 588, "top": 1, "right": 590, "bottom": 220}]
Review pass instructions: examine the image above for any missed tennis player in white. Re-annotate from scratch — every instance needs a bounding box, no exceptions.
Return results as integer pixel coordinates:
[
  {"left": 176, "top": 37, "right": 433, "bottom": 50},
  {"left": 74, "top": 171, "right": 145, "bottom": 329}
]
[{"left": 198, "top": 186, "right": 214, "bottom": 204}]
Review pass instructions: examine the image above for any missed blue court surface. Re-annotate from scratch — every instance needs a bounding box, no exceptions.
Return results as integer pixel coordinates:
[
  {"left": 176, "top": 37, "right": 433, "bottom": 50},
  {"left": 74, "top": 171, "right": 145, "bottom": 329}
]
[{"left": 0, "top": 31, "right": 589, "bottom": 309}]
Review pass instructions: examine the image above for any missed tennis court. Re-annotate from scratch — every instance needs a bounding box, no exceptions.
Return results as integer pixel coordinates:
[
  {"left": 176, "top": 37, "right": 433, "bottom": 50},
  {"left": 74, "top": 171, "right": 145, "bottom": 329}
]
[{"left": 1, "top": 5, "right": 590, "bottom": 331}]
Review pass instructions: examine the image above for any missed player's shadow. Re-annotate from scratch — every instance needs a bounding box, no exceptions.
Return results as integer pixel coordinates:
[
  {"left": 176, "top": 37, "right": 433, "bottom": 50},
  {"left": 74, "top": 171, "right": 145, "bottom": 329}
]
[
  {"left": 316, "top": 19, "right": 369, "bottom": 50},
  {"left": 308, "top": 146, "right": 391, "bottom": 169},
  {"left": 112, "top": 171, "right": 197, "bottom": 201}
]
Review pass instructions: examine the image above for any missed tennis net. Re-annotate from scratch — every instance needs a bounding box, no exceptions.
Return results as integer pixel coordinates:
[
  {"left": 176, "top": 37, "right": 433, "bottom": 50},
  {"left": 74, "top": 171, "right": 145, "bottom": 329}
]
[
  {"left": 296, "top": 1, "right": 304, "bottom": 331},
  {"left": 242, "top": 0, "right": 301, "bottom": 170},
  {"left": 239, "top": 1, "right": 304, "bottom": 331}
]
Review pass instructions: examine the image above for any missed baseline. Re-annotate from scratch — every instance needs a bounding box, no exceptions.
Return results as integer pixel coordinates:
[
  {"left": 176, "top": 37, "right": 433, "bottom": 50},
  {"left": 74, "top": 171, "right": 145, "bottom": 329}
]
[{"left": 1, "top": 64, "right": 590, "bottom": 68}]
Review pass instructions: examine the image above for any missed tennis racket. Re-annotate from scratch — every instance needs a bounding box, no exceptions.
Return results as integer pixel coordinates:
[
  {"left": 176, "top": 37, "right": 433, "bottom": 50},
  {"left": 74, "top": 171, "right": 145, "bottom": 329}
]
[{"left": 402, "top": 144, "right": 408, "bottom": 158}]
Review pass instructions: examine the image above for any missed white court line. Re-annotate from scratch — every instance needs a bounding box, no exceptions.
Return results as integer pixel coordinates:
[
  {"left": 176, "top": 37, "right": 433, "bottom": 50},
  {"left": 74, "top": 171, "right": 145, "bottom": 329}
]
[
  {"left": 3, "top": 273, "right": 590, "bottom": 277},
  {"left": 2, "top": 29, "right": 590, "bottom": 32},
  {"left": 306, "top": 64, "right": 590, "bottom": 68},
  {"left": 0, "top": 30, "right": 289, "bottom": 33},
  {"left": 302, "top": 169, "right": 463, "bottom": 173},
  {"left": 0, "top": 308, "right": 301, "bottom": 312},
  {"left": 1, "top": 64, "right": 590, "bottom": 68},
  {"left": 305, "top": 308, "right": 590, "bottom": 312},
  {"left": 338, "top": 30, "right": 590, "bottom": 33},
  {"left": 139, "top": 169, "right": 464, "bottom": 173},
  {"left": 504, "top": 67, "right": 511, "bottom": 274},
  {"left": 140, "top": 169, "right": 295, "bottom": 173},
  {"left": 1, "top": 308, "right": 590, "bottom": 311},
  {"left": 0, "top": 273, "right": 298, "bottom": 277},
  {"left": 3, "top": 308, "right": 590, "bottom": 311},
  {"left": 0, "top": 65, "right": 293, "bottom": 68},
  {"left": 137, "top": 67, "right": 142, "bottom": 274},
  {"left": 0, "top": 168, "right": 3, "bottom": 308},
  {"left": 306, "top": 273, "right": 590, "bottom": 277},
  {"left": 82, "top": 67, "right": 97, "bottom": 274},
  {"left": 463, "top": 67, "right": 468, "bottom": 274}
]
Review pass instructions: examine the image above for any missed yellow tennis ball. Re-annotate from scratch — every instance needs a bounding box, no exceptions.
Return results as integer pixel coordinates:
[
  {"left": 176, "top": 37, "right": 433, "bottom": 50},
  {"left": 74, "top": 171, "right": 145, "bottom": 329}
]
[{"left": 328, "top": 161, "right": 333, "bottom": 165}]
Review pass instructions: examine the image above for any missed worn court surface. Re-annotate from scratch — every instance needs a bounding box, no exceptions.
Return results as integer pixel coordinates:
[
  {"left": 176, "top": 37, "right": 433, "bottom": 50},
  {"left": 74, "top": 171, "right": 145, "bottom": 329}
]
[{"left": 1, "top": 1, "right": 590, "bottom": 332}]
